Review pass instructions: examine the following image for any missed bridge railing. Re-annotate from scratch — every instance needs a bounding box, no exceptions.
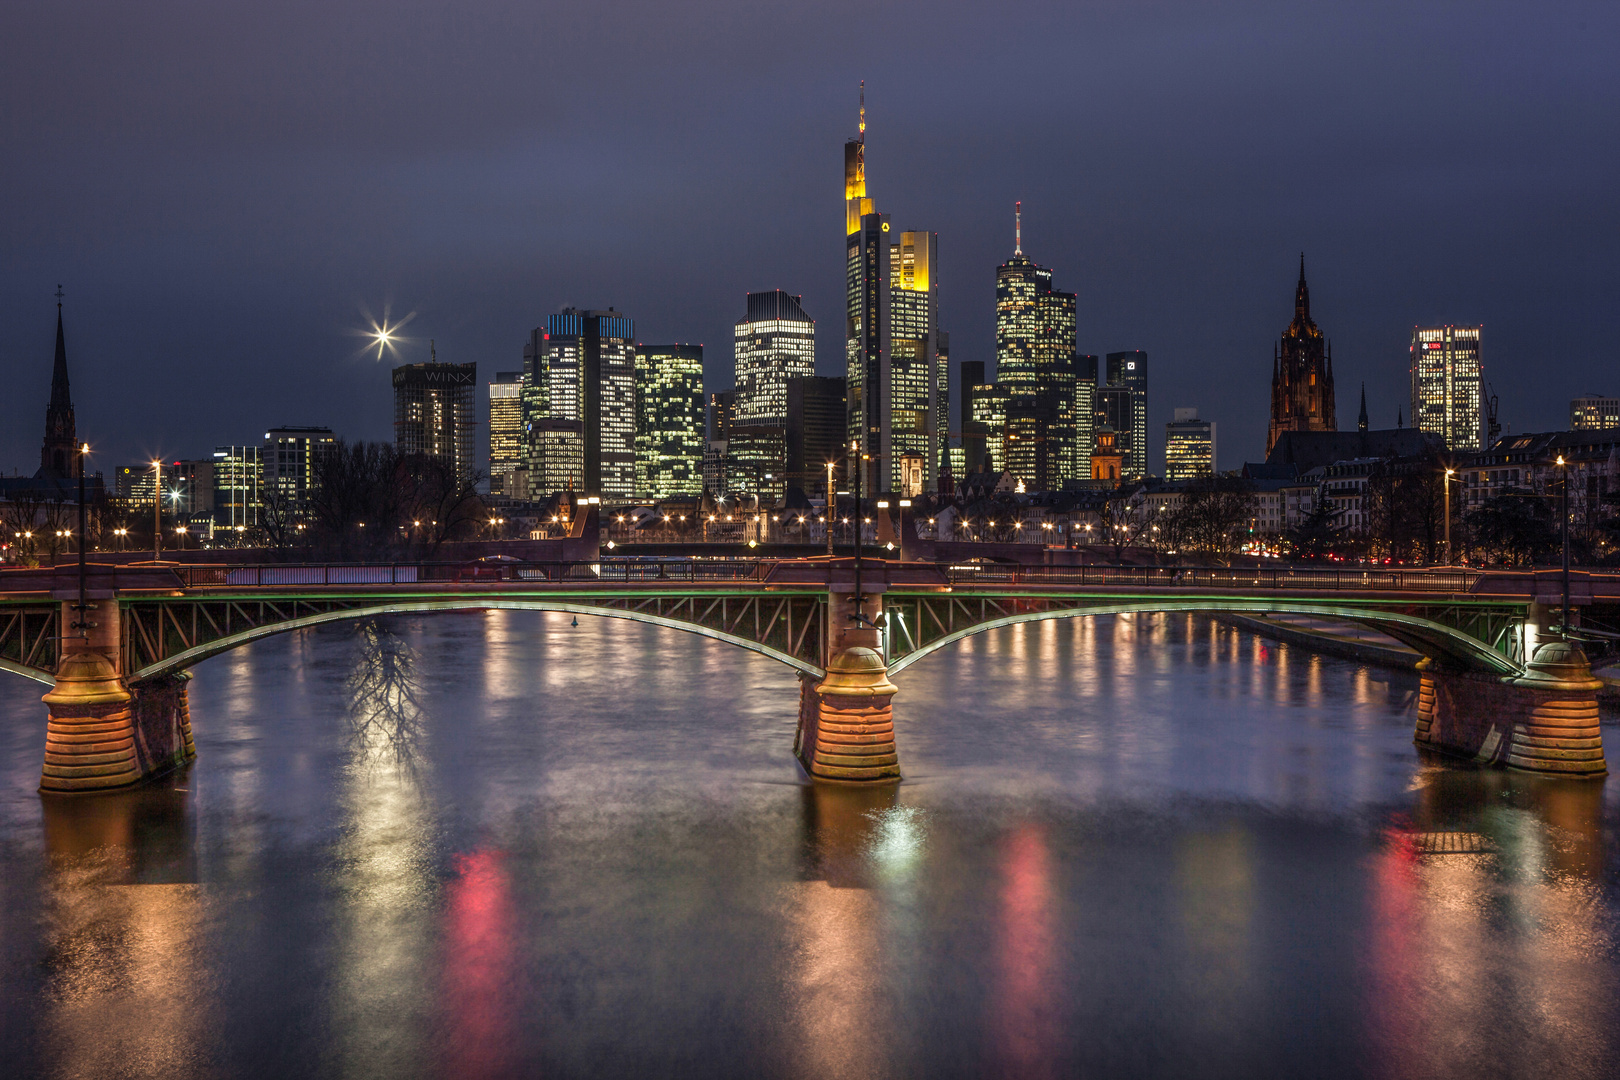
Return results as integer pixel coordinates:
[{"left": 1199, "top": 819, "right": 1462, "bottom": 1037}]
[
  {"left": 943, "top": 563, "right": 1480, "bottom": 592},
  {"left": 169, "top": 558, "right": 772, "bottom": 588}
]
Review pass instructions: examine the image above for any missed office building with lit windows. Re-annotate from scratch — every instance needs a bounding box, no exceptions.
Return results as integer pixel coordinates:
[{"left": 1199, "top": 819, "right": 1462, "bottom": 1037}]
[
  {"left": 524, "top": 308, "right": 637, "bottom": 498},
  {"left": 393, "top": 354, "right": 475, "bottom": 484},
  {"left": 488, "top": 371, "right": 524, "bottom": 496},
  {"left": 735, "top": 291, "right": 815, "bottom": 425},
  {"left": 1094, "top": 385, "right": 1137, "bottom": 481},
  {"left": 1410, "top": 325, "right": 1483, "bottom": 451},
  {"left": 635, "top": 344, "right": 705, "bottom": 498},
  {"left": 265, "top": 425, "right": 338, "bottom": 509},
  {"left": 1571, "top": 395, "right": 1620, "bottom": 431},
  {"left": 969, "top": 382, "right": 1011, "bottom": 472},
  {"left": 1104, "top": 350, "right": 1148, "bottom": 480},
  {"left": 842, "top": 86, "right": 947, "bottom": 493},
  {"left": 212, "top": 445, "right": 262, "bottom": 529},
  {"left": 1164, "top": 408, "right": 1216, "bottom": 480}
]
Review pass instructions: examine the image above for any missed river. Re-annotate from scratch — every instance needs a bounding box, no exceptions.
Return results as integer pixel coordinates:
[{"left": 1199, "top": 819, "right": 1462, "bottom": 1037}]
[{"left": 2, "top": 610, "right": 1618, "bottom": 1078}]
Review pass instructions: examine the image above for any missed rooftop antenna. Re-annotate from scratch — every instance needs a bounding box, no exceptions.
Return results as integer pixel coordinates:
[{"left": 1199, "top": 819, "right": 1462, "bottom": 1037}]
[
  {"left": 1014, "top": 201, "right": 1023, "bottom": 256},
  {"left": 55, "top": 284, "right": 64, "bottom": 309},
  {"left": 859, "top": 80, "right": 865, "bottom": 143}
]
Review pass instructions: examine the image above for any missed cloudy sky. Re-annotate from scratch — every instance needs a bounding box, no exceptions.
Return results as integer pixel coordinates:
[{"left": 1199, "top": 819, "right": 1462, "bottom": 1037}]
[{"left": 2, "top": 0, "right": 1615, "bottom": 476}]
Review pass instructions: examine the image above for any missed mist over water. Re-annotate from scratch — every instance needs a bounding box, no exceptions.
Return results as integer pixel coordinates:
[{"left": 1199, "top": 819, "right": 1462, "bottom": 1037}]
[{"left": 2, "top": 611, "right": 1618, "bottom": 1078}]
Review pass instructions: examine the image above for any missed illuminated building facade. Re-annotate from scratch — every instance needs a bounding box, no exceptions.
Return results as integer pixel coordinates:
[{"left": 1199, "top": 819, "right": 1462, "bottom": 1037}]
[
  {"left": 212, "top": 445, "right": 262, "bottom": 529},
  {"left": 1094, "top": 386, "right": 1136, "bottom": 480},
  {"left": 969, "top": 382, "right": 1011, "bottom": 472},
  {"left": 1104, "top": 351, "right": 1147, "bottom": 481},
  {"left": 735, "top": 291, "right": 815, "bottom": 425},
  {"left": 393, "top": 353, "right": 475, "bottom": 484},
  {"left": 635, "top": 344, "right": 705, "bottom": 498},
  {"left": 995, "top": 205, "right": 1082, "bottom": 491},
  {"left": 1410, "top": 325, "right": 1482, "bottom": 451},
  {"left": 1571, "top": 395, "right": 1620, "bottom": 431},
  {"left": 1164, "top": 408, "right": 1216, "bottom": 480},
  {"left": 525, "top": 309, "right": 637, "bottom": 498},
  {"left": 264, "top": 425, "right": 338, "bottom": 509},
  {"left": 1091, "top": 424, "right": 1123, "bottom": 483},
  {"left": 842, "top": 85, "right": 947, "bottom": 492},
  {"left": 1268, "top": 256, "right": 1336, "bottom": 455},
  {"left": 488, "top": 371, "right": 524, "bottom": 496}
]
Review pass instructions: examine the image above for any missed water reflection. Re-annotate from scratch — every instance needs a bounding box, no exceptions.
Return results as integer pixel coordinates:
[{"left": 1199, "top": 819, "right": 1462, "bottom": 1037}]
[
  {"left": 345, "top": 617, "right": 429, "bottom": 769},
  {"left": 38, "top": 782, "right": 212, "bottom": 1077},
  {"left": 437, "top": 848, "right": 518, "bottom": 1078},
  {"left": 991, "top": 824, "right": 1059, "bottom": 1079}
]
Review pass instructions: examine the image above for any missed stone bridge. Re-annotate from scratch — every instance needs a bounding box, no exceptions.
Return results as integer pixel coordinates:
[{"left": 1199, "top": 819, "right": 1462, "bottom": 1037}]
[{"left": 1, "top": 558, "right": 1612, "bottom": 792}]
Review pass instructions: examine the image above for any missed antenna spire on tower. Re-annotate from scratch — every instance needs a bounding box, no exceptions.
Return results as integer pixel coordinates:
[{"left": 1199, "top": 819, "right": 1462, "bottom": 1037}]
[
  {"left": 1014, "top": 201, "right": 1022, "bottom": 256},
  {"left": 54, "top": 284, "right": 64, "bottom": 309},
  {"left": 858, "top": 80, "right": 865, "bottom": 142}
]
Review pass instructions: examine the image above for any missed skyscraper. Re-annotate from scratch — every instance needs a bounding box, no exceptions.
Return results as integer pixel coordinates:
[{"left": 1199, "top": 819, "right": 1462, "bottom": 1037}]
[
  {"left": 1105, "top": 350, "right": 1147, "bottom": 480},
  {"left": 212, "top": 446, "right": 262, "bottom": 529},
  {"left": 1267, "top": 255, "right": 1336, "bottom": 455},
  {"left": 635, "top": 344, "right": 705, "bottom": 498},
  {"left": 525, "top": 308, "right": 637, "bottom": 498},
  {"left": 960, "top": 360, "right": 987, "bottom": 473},
  {"left": 392, "top": 347, "right": 476, "bottom": 483},
  {"left": 970, "top": 382, "right": 1011, "bottom": 472},
  {"left": 995, "top": 205, "right": 1080, "bottom": 491},
  {"left": 1410, "top": 325, "right": 1483, "bottom": 451},
  {"left": 785, "top": 376, "right": 847, "bottom": 494},
  {"left": 734, "top": 291, "right": 815, "bottom": 425},
  {"left": 842, "top": 84, "right": 947, "bottom": 492},
  {"left": 1093, "top": 385, "right": 1134, "bottom": 478},
  {"left": 1571, "top": 395, "right": 1620, "bottom": 431},
  {"left": 38, "top": 292, "right": 75, "bottom": 480},
  {"left": 265, "top": 425, "right": 338, "bottom": 510},
  {"left": 1164, "top": 408, "right": 1216, "bottom": 480},
  {"left": 488, "top": 371, "right": 524, "bottom": 496}
]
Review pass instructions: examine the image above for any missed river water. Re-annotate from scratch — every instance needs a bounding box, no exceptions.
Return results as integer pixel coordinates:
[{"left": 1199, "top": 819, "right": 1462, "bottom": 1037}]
[{"left": 2, "top": 611, "right": 1618, "bottom": 1079}]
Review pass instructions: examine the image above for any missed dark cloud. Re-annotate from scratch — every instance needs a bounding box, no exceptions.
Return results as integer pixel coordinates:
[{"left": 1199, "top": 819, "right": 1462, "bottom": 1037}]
[{"left": 2, "top": 0, "right": 1615, "bottom": 474}]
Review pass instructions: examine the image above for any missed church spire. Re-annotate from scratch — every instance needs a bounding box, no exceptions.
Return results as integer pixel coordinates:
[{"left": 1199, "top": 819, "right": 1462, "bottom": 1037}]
[
  {"left": 1294, "top": 252, "right": 1310, "bottom": 322},
  {"left": 1358, "top": 382, "right": 1368, "bottom": 433},
  {"left": 38, "top": 286, "right": 77, "bottom": 479}
]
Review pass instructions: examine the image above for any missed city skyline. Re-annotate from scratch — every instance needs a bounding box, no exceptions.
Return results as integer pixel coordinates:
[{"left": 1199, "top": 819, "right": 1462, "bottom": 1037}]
[{"left": 2, "top": 4, "right": 1615, "bottom": 476}]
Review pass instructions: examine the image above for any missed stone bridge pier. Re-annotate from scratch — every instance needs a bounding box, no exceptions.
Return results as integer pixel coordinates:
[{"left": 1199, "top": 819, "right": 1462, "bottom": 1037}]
[
  {"left": 40, "top": 589, "right": 194, "bottom": 796},
  {"left": 794, "top": 569, "right": 902, "bottom": 784}
]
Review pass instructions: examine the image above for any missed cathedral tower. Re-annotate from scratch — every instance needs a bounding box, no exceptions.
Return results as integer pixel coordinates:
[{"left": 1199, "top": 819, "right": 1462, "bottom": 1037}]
[
  {"left": 1266, "top": 255, "right": 1336, "bottom": 455},
  {"left": 38, "top": 289, "right": 76, "bottom": 479}
]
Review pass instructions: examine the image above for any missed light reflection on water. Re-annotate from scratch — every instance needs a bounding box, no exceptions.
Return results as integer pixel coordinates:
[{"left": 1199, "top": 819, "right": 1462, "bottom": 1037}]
[{"left": 0, "top": 609, "right": 1616, "bottom": 1078}]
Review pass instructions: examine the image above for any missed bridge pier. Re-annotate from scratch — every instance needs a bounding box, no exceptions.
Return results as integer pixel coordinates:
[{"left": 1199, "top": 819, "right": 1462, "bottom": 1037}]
[
  {"left": 40, "top": 595, "right": 195, "bottom": 796},
  {"left": 796, "top": 582, "right": 902, "bottom": 783},
  {"left": 1415, "top": 640, "right": 1607, "bottom": 778}
]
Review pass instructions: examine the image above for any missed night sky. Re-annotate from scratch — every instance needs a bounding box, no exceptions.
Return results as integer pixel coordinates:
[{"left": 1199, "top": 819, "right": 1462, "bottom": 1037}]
[{"left": 2, "top": 1, "right": 1615, "bottom": 478}]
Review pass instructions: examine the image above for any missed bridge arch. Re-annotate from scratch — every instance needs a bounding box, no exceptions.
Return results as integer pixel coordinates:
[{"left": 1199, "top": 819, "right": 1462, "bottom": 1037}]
[
  {"left": 129, "top": 599, "right": 824, "bottom": 682},
  {"left": 883, "top": 599, "right": 1524, "bottom": 678}
]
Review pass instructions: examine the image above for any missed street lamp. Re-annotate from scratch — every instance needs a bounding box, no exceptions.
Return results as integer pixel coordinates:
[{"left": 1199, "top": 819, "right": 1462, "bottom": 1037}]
[
  {"left": 1442, "top": 466, "right": 1458, "bottom": 565},
  {"left": 1557, "top": 454, "right": 1570, "bottom": 633},
  {"left": 151, "top": 460, "right": 163, "bottom": 560}
]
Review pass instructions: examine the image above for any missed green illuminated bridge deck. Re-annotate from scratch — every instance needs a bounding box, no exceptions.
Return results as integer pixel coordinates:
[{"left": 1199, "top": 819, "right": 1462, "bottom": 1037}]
[{"left": 4, "top": 558, "right": 1615, "bottom": 686}]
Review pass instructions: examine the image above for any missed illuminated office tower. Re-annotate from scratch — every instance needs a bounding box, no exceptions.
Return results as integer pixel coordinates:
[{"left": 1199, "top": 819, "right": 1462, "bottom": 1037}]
[
  {"left": 1571, "top": 395, "right": 1620, "bottom": 431},
  {"left": 1164, "top": 408, "right": 1216, "bottom": 480},
  {"left": 526, "top": 308, "right": 637, "bottom": 498},
  {"left": 265, "top": 425, "right": 339, "bottom": 508},
  {"left": 842, "top": 84, "right": 948, "bottom": 492},
  {"left": 887, "top": 229, "right": 945, "bottom": 491},
  {"left": 960, "top": 360, "right": 988, "bottom": 473},
  {"left": 996, "top": 204, "right": 1079, "bottom": 490},
  {"left": 635, "top": 344, "right": 705, "bottom": 498},
  {"left": 970, "top": 382, "right": 1011, "bottom": 472},
  {"left": 1104, "top": 350, "right": 1147, "bottom": 480},
  {"left": 1410, "top": 325, "right": 1483, "bottom": 451},
  {"left": 393, "top": 348, "right": 475, "bottom": 484},
  {"left": 212, "top": 445, "right": 262, "bottom": 529},
  {"left": 488, "top": 371, "right": 524, "bottom": 495},
  {"left": 735, "top": 291, "right": 815, "bottom": 425}
]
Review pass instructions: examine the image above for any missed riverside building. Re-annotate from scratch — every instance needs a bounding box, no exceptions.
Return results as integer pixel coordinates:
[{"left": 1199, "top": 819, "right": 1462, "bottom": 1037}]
[{"left": 1410, "top": 325, "right": 1483, "bottom": 451}]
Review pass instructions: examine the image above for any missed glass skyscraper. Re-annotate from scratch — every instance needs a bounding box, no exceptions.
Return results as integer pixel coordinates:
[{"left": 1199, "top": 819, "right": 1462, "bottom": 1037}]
[
  {"left": 525, "top": 308, "right": 637, "bottom": 498},
  {"left": 735, "top": 291, "right": 815, "bottom": 425},
  {"left": 1410, "top": 325, "right": 1483, "bottom": 451},
  {"left": 1104, "top": 350, "right": 1148, "bottom": 480},
  {"left": 488, "top": 371, "right": 524, "bottom": 496},
  {"left": 635, "top": 344, "right": 705, "bottom": 498},
  {"left": 1164, "top": 408, "right": 1216, "bottom": 480}
]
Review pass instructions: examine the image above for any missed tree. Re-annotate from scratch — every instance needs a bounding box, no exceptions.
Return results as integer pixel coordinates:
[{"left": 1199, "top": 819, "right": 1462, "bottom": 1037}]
[
  {"left": 1162, "top": 475, "right": 1256, "bottom": 564},
  {"left": 306, "top": 440, "right": 486, "bottom": 559},
  {"left": 1283, "top": 500, "right": 1340, "bottom": 562}
]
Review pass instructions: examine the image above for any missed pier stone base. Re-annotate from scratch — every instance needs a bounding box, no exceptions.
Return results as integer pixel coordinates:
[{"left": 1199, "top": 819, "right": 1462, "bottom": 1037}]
[
  {"left": 797, "top": 636, "right": 901, "bottom": 784},
  {"left": 1415, "top": 640, "right": 1607, "bottom": 778},
  {"left": 41, "top": 657, "right": 195, "bottom": 796}
]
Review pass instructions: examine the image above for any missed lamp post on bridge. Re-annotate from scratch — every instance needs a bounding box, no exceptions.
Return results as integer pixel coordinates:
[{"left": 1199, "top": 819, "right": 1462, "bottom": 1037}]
[
  {"left": 150, "top": 460, "right": 163, "bottom": 561},
  {"left": 1558, "top": 454, "right": 1570, "bottom": 635}
]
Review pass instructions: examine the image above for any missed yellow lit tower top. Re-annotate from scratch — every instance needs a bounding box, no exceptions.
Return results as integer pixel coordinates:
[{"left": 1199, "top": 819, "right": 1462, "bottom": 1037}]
[{"left": 845, "top": 82, "right": 874, "bottom": 235}]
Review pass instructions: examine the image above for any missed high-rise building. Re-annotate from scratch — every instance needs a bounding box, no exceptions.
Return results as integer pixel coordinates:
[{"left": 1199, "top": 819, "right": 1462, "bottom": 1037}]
[
  {"left": 488, "top": 371, "right": 524, "bottom": 496},
  {"left": 995, "top": 205, "right": 1080, "bottom": 491},
  {"left": 1410, "top": 325, "right": 1483, "bottom": 451},
  {"left": 264, "top": 426, "right": 337, "bottom": 509},
  {"left": 170, "top": 460, "right": 216, "bottom": 517},
  {"left": 785, "top": 376, "right": 847, "bottom": 494},
  {"left": 636, "top": 344, "right": 705, "bottom": 498},
  {"left": 1571, "top": 395, "right": 1620, "bottom": 431},
  {"left": 1164, "top": 408, "right": 1216, "bottom": 480},
  {"left": 734, "top": 291, "right": 815, "bottom": 425},
  {"left": 1268, "top": 256, "right": 1336, "bottom": 455},
  {"left": 1105, "top": 350, "right": 1147, "bottom": 480},
  {"left": 38, "top": 295, "right": 76, "bottom": 480},
  {"left": 970, "top": 382, "right": 1011, "bottom": 472},
  {"left": 1093, "top": 385, "right": 1136, "bottom": 480},
  {"left": 212, "top": 446, "right": 262, "bottom": 529},
  {"left": 393, "top": 348, "right": 477, "bottom": 483},
  {"left": 842, "top": 85, "right": 947, "bottom": 492},
  {"left": 525, "top": 309, "right": 637, "bottom": 498},
  {"left": 960, "top": 360, "right": 988, "bottom": 474},
  {"left": 709, "top": 390, "right": 735, "bottom": 441}
]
